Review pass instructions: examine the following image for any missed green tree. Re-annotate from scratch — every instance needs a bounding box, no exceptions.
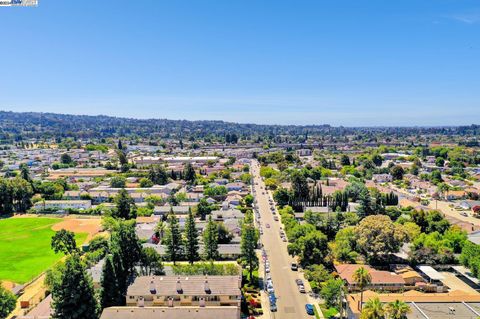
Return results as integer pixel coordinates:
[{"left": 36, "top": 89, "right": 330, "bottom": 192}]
[
  {"left": 197, "top": 198, "right": 213, "bottom": 220},
  {"left": 371, "top": 154, "right": 383, "bottom": 167},
  {"left": 240, "top": 210, "right": 258, "bottom": 282},
  {"left": 340, "top": 154, "right": 351, "bottom": 166},
  {"left": 390, "top": 165, "right": 404, "bottom": 181},
  {"left": 51, "top": 254, "right": 98, "bottom": 319},
  {"left": 385, "top": 300, "right": 411, "bottom": 319},
  {"left": 244, "top": 194, "right": 254, "bottom": 207},
  {"left": 11, "top": 177, "right": 34, "bottom": 212},
  {"left": 184, "top": 208, "right": 200, "bottom": 264},
  {"left": 60, "top": 153, "right": 73, "bottom": 165},
  {"left": 353, "top": 267, "right": 372, "bottom": 311},
  {"left": 164, "top": 213, "right": 184, "bottom": 264},
  {"left": 218, "top": 222, "right": 234, "bottom": 244},
  {"left": 355, "top": 215, "right": 407, "bottom": 261},
  {"left": 110, "top": 221, "right": 142, "bottom": 299},
  {"left": 148, "top": 165, "right": 169, "bottom": 185},
  {"left": 113, "top": 188, "right": 136, "bottom": 220},
  {"left": 0, "top": 282, "right": 17, "bottom": 319},
  {"left": 203, "top": 215, "right": 219, "bottom": 260},
  {"left": 273, "top": 187, "right": 291, "bottom": 207},
  {"left": 291, "top": 171, "right": 309, "bottom": 202},
  {"left": 110, "top": 176, "right": 126, "bottom": 188},
  {"left": 139, "top": 247, "right": 164, "bottom": 275},
  {"left": 295, "top": 230, "right": 329, "bottom": 267},
  {"left": 360, "top": 297, "right": 384, "bottom": 319},
  {"left": 139, "top": 178, "right": 154, "bottom": 188},
  {"left": 51, "top": 229, "right": 78, "bottom": 255},
  {"left": 19, "top": 163, "right": 31, "bottom": 182},
  {"left": 184, "top": 162, "right": 196, "bottom": 184},
  {"left": 320, "top": 278, "right": 344, "bottom": 308},
  {"left": 100, "top": 255, "right": 121, "bottom": 309}
]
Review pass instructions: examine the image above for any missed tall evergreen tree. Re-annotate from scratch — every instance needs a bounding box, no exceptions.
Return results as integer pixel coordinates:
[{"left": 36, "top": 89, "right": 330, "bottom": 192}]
[
  {"left": 111, "top": 249, "right": 127, "bottom": 304},
  {"left": 184, "top": 162, "right": 196, "bottom": 184},
  {"left": 110, "top": 221, "right": 142, "bottom": 300},
  {"left": 164, "top": 212, "right": 184, "bottom": 264},
  {"left": 51, "top": 254, "right": 98, "bottom": 319},
  {"left": 19, "top": 163, "right": 31, "bottom": 182},
  {"left": 240, "top": 210, "right": 259, "bottom": 283},
  {"left": 184, "top": 208, "right": 199, "bottom": 264},
  {"left": 203, "top": 215, "right": 219, "bottom": 260},
  {"left": 113, "top": 188, "right": 136, "bottom": 220},
  {"left": 148, "top": 165, "right": 169, "bottom": 185},
  {"left": 100, "top": 255, "right": 121, "bottom": 309}
]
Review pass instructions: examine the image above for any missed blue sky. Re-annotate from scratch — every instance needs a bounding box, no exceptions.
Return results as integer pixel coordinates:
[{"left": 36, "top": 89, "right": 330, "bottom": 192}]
[{"left": 0, "top": 0, "right": 479, "bottom": 126}]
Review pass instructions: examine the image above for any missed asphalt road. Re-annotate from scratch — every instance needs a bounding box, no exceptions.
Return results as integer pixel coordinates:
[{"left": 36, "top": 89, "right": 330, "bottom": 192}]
[{"left": 251, "top": 160, "right": 312, "bottom": 319}]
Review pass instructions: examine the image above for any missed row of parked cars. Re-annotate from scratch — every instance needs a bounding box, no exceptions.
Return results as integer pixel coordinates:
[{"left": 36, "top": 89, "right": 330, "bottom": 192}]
[{"left": 262, "top": 248, "right": 278, "bottom": 312}]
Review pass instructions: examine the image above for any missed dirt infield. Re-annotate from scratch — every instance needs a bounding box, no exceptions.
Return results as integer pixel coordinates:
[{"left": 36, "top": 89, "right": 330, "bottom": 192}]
[
  {"left": 1, "top": 281, "right": 15, "bottom": 290},
  {"left": 51, "top": 217, "right": 103, "bottom": 241}
]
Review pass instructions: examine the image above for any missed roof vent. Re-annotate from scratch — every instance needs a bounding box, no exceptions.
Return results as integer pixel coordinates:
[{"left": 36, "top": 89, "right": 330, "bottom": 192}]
[
  {"left": 149, "top": 280, "right": 156, "bottom": 294},
  {"left": 176, "top": 280, "right": 183, "bottom": 294},
  {"left": 204, "top": 280, "right": 211, "bottom": 294}
]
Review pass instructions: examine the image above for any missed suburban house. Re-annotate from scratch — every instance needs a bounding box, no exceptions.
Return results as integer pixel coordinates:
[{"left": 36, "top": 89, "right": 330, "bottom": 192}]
[
  {"left": 335, "top": 264, "right": 406, "bottom": 292},
  {"left": 296, "top": 149, "right": 312, "bottom": 157},
  {"left": 125, "top": 275, "right": 241, "bottom": 308},
  {"left": 154, "top": 205, "right": 191, "bottom": 217},
  {"left": 33, "top": 200, "right": 92, "bottom": 211},
  {"left": 372, "top": 174, "right": 393, "bottom": 183},
  {"left": 225, "top": 182, "right": 245, "bottom": 192},
  {"left": 143, "top": 244, "right": 242, "bottom": 260}
]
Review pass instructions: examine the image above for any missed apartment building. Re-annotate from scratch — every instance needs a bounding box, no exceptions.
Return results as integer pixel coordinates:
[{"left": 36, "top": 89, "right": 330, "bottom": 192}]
[{"left": 126, "top": 276, "right": 241, "bottom": 308}]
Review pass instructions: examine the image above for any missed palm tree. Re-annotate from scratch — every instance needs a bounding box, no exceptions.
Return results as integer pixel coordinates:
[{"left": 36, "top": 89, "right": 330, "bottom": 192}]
[
  {"left": 385, "top": 300, "right": 410, "bottom": 319},
  {"left": 353, "top": 266, "right": 372, "bottom": 311},
  {"left": 437, "top": 182, "right": 450, "bottom": 200},
  {"left": 155, "top": 219, "right": 165, "bottom": 239},
  {"left": 360, "top": 297, "right": 384, "bottom": 319}
]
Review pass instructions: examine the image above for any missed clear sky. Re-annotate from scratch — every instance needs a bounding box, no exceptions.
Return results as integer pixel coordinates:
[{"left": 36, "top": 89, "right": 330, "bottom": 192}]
[{"left": 0, "top": 0, "right": 479, "bottom": 126}]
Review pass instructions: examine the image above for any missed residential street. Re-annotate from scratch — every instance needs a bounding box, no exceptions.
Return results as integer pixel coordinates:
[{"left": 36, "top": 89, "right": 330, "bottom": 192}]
[{"left": 251, "top": 160, "right": 318, "bottom": 319}]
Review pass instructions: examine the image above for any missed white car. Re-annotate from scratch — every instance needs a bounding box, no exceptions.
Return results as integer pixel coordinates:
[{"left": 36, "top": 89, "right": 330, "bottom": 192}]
[{"left": 265, "top": 266, "right": 270, "bottom": 273}]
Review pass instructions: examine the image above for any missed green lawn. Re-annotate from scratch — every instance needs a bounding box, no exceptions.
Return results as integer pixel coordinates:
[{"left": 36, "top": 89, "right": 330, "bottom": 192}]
[{"left": 0, "top": 217, "right": 87, "bottom": 284}]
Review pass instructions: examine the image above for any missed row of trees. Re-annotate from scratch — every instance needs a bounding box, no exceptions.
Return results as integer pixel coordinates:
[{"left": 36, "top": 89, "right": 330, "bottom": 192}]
[
  {"left": 48, "top": 219, "right": 160, "bottom": 318},
  {"left": 0, "top": 176, "right": 33, "bottom": 215},
  {"left": 162, "top": 210, "right": 228, "bottom": 264}
]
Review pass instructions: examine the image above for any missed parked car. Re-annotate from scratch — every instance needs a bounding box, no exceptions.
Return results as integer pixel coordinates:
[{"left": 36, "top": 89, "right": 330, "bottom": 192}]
[
  {"left": 295, "top": 279, "right": 304, "bottom": 286},
  {"left": 270, "top": 303, "right": 277, "bottom": 312},
  {"left": 267, "top": 285, "right": 275, "bottom": 293},
  {"left": 265, "top": 266, "right": 270, "bottom": 273},
  {"left": 305, "top": 304, "right": 314, "bottom": 315},
  {"left": 282, "top": 236, "right": 287, "bottom": 242},
  {"left": 298, "top": 285, "right": 306, "bottom": 293},
  {"left": 291, "top": 263, "right": 298, "bottom": 271},
  {"left": 266, "top": 223, "right": 270, "bottom": 228}
]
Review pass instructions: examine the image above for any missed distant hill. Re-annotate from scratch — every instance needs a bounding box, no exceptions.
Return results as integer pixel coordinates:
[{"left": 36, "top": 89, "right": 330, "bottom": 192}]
[{"left": 0, "top": 110, "right": 478, "bottom": 143}]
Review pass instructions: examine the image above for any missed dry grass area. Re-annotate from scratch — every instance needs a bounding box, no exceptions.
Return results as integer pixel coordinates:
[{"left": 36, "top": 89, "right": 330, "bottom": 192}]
[{"left": 51, "top": 217, "right": 103, "bottom": 241}]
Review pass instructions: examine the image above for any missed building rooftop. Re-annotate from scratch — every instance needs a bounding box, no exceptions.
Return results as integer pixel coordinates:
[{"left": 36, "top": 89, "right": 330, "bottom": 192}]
[
  {"left": 127, "top": 275, "right": 241, "bottom": 297},
  {"left": 100, "top": 306, "right": 239, "bottom": 319}
]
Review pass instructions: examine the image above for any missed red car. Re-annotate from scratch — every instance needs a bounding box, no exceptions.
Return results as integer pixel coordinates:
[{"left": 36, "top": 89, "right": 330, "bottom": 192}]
[{"left": 266, "top": 223, "right": 270, "bottom": 228}]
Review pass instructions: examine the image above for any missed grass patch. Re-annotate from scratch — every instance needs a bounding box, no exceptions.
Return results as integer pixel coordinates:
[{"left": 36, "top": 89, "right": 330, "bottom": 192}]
[
  {"left": 320, "top": 304, "right": 339, "bottom": 318},
  {"left": 0, "top": 217, "right": 87, "bottom": 283},
  {"left": 313, "top": 305, "right": 321, "bottom": 319},
  {"left": 242, "top": 268, "right": 259, "bottom": 287}
]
